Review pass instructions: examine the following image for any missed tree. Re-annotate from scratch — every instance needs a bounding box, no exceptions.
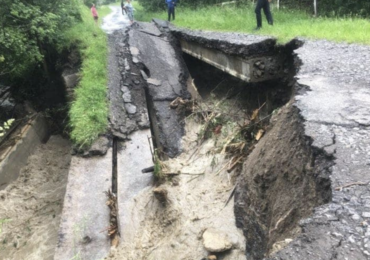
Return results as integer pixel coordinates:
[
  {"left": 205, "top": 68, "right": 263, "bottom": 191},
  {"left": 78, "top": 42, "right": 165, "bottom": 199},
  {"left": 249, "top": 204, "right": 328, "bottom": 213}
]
[{"left": 0, "top": 0, "right": 81, "bottom": 81}]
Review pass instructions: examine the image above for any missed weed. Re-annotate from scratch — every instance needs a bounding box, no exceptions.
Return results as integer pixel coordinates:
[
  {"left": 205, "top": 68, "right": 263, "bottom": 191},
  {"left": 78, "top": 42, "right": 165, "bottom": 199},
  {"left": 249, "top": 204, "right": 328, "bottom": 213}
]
[{"left": 153, "top": 149, "right": 168, "bottom": 180}]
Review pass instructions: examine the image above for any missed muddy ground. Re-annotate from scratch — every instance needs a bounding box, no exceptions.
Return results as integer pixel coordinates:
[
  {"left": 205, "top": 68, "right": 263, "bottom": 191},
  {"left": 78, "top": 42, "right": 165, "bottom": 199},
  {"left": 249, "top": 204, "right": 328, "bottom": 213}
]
[
  {"left": 107, "top": 97, "right": 249, "bottom": 260},
  {"left": 0, "top": 136, "right": 71, "bottom": 260}
]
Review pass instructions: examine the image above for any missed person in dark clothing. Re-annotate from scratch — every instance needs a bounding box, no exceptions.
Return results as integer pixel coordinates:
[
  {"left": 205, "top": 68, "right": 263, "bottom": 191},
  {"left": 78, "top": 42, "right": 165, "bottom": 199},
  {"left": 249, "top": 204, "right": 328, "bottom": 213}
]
[
  {"left": 166, "top": 0, "right": 176, "bottom": 21},
  {"left": 255, "top": 0, "right": 273, "bottom": 30},
  {"left": 121, "top": 0, "right": 125, "bottom": 15}
]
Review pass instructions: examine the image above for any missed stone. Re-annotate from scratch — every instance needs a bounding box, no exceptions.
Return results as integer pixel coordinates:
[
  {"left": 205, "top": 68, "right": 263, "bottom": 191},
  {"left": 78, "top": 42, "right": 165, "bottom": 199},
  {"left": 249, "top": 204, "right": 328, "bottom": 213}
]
[
  {"left": 202, "top": 228, "right": 232, "bottom": 253},
  {"left": 89, "top": 136, "right": 110, "bottom": 156},
  {"left": 207, "top": 255, "right": 217, "bottom": 260},
  {"left": 121, "top": 86, "right": 130, "bottom": 93},
  {"left": 147, "top": 78, "right": 162, "bottom": 86},
  {"left": 122, "top": 92, "right": 132, "bottom": 103},
  {"left": 124, "top": 58, "right": 130, "bottom": 71},
  {"left": 125, "top": 103, "right": 137, "bottom": 114},
  {"left": 130, "top": 46, "right": 139, "bottom": 56},
  {"left": 132, "top": 57, "right": 139, "bottom": 64},
  {"left": 362, "top": 212, "right": 370, "bottom": 218}
]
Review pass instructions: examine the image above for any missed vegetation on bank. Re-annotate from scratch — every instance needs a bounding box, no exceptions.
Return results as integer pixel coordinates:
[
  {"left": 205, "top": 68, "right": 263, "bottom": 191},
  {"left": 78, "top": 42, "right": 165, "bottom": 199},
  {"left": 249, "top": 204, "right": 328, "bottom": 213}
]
[
  {"left": 63, "top": 4, "right": 109, "bottom": 147},
  {"left": 133, "top": 2, "right": 370, "bottom": 45},
  {"left": 138, "top": 0, "right": 370, "bottom": 18},
  {"left": 1, "top": 0, "right": 114, "bottom": 147}
]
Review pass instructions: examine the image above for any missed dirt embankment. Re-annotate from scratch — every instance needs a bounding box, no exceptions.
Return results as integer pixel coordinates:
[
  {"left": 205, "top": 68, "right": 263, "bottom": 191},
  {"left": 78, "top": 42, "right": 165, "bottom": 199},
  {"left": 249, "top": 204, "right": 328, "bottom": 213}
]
[
  {"left": 234, "top": 100, "right": 332, "bottom": 259},
  {"left": 0, "top": 136, "right": 71, "bottom": 260}
]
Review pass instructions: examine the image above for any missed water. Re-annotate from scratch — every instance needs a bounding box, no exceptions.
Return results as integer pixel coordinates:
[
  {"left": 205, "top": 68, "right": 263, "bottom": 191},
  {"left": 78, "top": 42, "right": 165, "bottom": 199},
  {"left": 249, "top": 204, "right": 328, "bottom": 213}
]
[{"left": 101, "top": 6, "right": 130, "bottom": 34}]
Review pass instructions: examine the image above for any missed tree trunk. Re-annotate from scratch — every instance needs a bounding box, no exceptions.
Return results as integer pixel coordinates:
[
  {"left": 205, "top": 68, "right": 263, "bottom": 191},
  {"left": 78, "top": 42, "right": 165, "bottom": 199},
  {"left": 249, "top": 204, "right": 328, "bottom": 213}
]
[
  {"left": 313, "top": 0, "right": 317, "bottom": 16},
  {"left": 277, "top": 0, "right": 280, "bottom": 10}
]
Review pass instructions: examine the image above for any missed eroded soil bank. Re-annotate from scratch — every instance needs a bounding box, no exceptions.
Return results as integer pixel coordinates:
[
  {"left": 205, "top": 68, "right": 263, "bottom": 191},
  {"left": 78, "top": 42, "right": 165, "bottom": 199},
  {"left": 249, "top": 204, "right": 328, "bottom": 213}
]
[
  {"left": 103, "top": 20, "right": 329, "bottom": 260},
  {"left": 0, "top": 136, "right": 72, "bottom": 260}
]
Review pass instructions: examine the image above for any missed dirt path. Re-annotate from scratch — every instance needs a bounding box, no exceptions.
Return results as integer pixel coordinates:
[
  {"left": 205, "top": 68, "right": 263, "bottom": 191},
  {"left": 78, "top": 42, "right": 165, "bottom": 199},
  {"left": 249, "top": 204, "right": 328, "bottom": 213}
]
[{"left": 0, "top": 135, "right": 71, "bottom": 260}]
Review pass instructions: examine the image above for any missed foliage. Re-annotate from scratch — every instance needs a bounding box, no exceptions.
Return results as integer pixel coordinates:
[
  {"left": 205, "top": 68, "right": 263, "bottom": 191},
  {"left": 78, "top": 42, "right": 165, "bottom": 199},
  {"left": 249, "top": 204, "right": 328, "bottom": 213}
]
[
  {"left": 0, "top": 0, "right": 81, "bottom": 79},
  {"left": 275, "top": 0, "right": 370, "bottom": 17},
  {"left": 138, "top": 0, "right": 370, "bottom": 17},
  {"left": 134, "top": 3, "right": 370, "bottom": 45},
  {"left": 138, "top": 0, "right": 228, "bottom": 12},
  {"left": 0, "top": 119, "right": 15, "bottom": 137},
  {"left": 63, "top": 4, "right": 108, "bottom": 147}
]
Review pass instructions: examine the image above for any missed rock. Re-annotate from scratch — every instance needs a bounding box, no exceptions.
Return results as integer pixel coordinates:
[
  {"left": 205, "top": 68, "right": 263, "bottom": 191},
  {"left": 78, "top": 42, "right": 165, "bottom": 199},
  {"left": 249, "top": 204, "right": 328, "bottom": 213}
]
[
  {"left": 147, "top": 78, "right": 162, "bottom": 86},
  {"left": 121, "top": 86, "right": 130, "bottom": 93},
  {"left": 130, "top": 46, "right": 139, "bottom": 56},
  {"left": 125, "top": 103, "right": 137, "bottom": 114},
  {"left": 122, "top": 92, "right": 132, "bottom": 103},
  {"left": 89, "top": 136, "right": 110, "bottom": 156},
  {"left": 207, "top": 255, "right": 217, "bottom": 260},
  {"left": 124, "top": 58, "right": 130, "bottom": 71},
  {"left": 362, "top": 212, "right": 370, "bottom": 218},
  {"left": 202, "top": 228, "right": 232, "bottom": 253},
  {"left": 132, "top": 57, "right": 139, "bottom": 64}
]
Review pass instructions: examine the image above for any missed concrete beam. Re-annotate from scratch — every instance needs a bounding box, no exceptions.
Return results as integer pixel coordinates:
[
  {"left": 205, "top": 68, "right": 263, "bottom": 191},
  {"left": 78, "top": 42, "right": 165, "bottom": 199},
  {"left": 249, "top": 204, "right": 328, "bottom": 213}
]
[
  {"left": 180, "top": 39, "right": 284, "bottom": 83},
  {"left": 0, "top": 114, "right": 49, "bottom": 190},
  {"left": 54, "top": 150, "right": 112, "bottom": 260},
  {"left": 117, "top": 130, "right": 153, "bottom": 242},
  {"left": 180, "top": 39, "right": 251, "bottom": 82}
]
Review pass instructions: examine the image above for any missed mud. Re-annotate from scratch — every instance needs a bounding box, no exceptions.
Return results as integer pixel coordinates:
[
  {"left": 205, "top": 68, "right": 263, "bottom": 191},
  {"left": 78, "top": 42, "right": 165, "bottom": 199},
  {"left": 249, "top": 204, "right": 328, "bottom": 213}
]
[
  {"left": 0, "top": 135, "right": 71, "bottom": 260},
  {"left": 235, "top": 101, "right": 332, "bottom": 259},
  {"left": 107, "top": 104, "right": 247, "bottom": 260}
]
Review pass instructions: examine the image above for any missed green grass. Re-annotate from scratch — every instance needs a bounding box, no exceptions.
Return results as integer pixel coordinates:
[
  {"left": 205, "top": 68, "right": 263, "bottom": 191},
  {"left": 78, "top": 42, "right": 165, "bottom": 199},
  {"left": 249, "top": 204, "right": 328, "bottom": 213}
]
[
  {"left": 133, "top": 3, "right": 370, "bottom": 45},
  {"left": 62, "top": 4, "right": 111, "bottom": 147}
]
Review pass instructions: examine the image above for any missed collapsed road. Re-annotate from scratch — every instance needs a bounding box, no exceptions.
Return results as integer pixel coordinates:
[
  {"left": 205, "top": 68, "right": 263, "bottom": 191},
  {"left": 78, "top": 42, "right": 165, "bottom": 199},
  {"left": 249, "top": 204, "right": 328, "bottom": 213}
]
[{"left": 2, "top": 5, "right": 368, "bottom": 260}]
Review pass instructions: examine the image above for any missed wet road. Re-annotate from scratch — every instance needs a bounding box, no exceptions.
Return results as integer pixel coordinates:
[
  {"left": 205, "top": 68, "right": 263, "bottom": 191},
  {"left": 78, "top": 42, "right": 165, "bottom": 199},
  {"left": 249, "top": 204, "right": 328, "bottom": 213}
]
[{"left": 102, "top": 6, "right": 130, "bottom": 34}]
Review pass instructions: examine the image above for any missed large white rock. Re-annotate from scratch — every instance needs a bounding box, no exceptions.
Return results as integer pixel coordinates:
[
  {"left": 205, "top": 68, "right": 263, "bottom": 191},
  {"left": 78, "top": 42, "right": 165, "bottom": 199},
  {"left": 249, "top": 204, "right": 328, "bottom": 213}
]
[{"left": 202, "top": 228, "right": 233, "bottom": 253}]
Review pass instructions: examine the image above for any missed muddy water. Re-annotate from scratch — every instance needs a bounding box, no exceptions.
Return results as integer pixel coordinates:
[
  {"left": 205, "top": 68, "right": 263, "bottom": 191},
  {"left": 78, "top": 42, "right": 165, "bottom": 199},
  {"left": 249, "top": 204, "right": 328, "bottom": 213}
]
[
  {"left": 0, "top": 136, "right": 72, "bottom": 260},
  {"left": 102, "top": 6, "right": 130, "bottom": 34}
]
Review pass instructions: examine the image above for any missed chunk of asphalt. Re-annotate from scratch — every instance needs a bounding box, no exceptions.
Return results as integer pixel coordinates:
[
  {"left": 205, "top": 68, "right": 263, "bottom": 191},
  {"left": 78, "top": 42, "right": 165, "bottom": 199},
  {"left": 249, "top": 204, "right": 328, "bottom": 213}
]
[{"left": 128, "top": 23, "right": 191, "bottom": 157}]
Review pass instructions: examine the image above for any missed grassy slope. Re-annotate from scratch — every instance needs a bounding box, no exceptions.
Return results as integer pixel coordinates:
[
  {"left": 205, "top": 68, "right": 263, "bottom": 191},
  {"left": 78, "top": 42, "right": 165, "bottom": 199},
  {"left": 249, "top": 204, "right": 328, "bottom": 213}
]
[
  {"left": 63, "top": 4, "right": 109, "bottom": 147},
  {"left": 134, "top": 3, "right": 370, "bottom": 45}
]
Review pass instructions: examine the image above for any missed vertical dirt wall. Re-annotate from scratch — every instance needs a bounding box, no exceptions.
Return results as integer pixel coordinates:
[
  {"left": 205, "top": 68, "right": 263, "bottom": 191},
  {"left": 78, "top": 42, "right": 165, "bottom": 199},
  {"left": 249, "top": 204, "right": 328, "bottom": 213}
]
[{"left": 234, "top": 101, "right": 332, "bottom": 260}]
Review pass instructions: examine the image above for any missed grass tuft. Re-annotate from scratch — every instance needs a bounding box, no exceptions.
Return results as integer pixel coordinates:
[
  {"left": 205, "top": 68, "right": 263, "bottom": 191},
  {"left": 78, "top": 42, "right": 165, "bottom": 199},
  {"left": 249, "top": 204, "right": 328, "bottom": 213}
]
[
  {"left": 133, "top": 2, "right": 370, "bottom": 45},
  {"left": 62, "top": 4, "right": 109, "bottom": 147}
]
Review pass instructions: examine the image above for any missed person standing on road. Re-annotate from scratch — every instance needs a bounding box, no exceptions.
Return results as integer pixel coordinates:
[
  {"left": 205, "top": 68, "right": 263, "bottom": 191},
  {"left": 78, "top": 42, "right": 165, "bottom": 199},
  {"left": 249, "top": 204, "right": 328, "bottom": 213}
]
[
  {"left": 254, "top": 0, "right": 273, "bottom": 30},
  {"left": 123, "top": 0, "right": 134, "bottom": 25},
  {"left": 91, "top": 4, "right": 99, "bottom": 26},
  {"left": 166, "top": 0, "right": 177, "bottom": 22}
]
